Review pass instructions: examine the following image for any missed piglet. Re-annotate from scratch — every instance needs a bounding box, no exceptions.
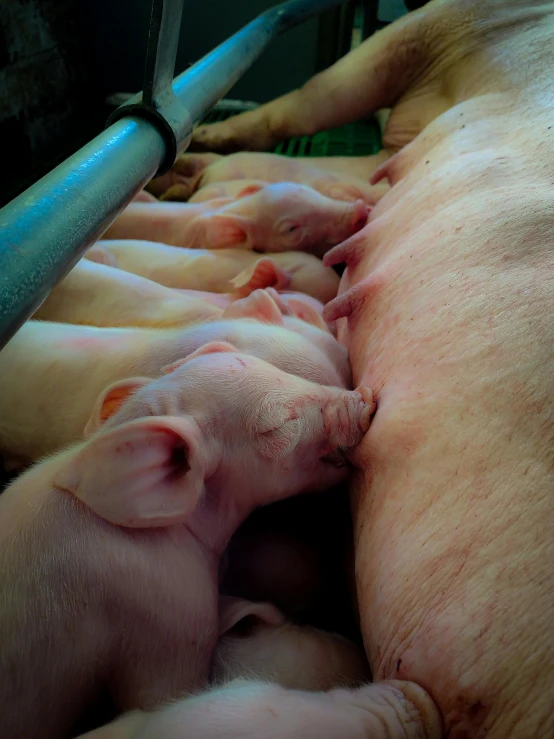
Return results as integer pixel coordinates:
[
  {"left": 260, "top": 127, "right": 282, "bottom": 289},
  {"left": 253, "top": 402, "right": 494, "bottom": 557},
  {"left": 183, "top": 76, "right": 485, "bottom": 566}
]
[
  {"left": 83, "top": 679, "right": 440, "bottom": 739},
  {"left": 101, "top": 183, "right": 368, "bottom": 256},
  {"left": 185, "top": 182, "right": 369, "bottom": 256},
  {"left": 0, "top": 342, "right": 373, "bottom": 739},
  {"left": 93, "top": 239, "right": 340, "bottom": 303},
  {"left": 0, "top": 291, "right": 350, "bottom": 467},
  {"left": 77, "top": 597, "right": 371, "bottom": 739},
  {"left": 35, "top": 257, "right": 222, "bottom": 329},
  {"left": 211, "top": 596, "right": 370, "bottom": 691},
  {"left": 147, "top": 151, "right": 379, "bottom": 205}
]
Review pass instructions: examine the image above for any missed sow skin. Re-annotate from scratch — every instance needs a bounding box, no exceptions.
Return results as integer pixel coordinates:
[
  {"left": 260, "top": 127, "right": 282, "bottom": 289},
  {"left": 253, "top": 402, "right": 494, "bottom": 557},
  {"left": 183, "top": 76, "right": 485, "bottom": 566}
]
[{"left": 196, "top": 0, "right": 554, "bottom": 735}]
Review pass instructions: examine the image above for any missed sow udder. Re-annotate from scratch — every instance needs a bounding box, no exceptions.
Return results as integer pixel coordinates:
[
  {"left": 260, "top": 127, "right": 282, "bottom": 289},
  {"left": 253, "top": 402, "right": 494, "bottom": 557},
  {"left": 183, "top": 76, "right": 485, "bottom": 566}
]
[{"left": 344, "top": 99, "right": 554, "bottom": 736}]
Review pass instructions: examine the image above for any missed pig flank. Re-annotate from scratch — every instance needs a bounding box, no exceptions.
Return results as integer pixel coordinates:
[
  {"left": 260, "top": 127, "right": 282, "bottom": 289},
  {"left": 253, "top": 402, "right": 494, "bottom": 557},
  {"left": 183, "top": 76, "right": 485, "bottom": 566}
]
[{"left": 0, "top": 450, "right": 218, "bottom": 739}]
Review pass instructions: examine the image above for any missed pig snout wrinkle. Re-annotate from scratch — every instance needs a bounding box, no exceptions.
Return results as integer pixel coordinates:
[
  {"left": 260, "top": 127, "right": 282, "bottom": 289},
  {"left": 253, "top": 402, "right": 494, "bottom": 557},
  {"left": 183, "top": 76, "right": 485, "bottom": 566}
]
[{"left": 324, "top": 388, "right": 374, "bottom": 452}]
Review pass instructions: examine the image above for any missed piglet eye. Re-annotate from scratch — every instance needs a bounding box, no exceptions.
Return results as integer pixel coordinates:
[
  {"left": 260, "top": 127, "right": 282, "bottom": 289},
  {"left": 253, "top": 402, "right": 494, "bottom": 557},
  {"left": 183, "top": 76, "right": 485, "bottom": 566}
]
[{"left": 280, "top": 221, "right": 300, "bottom": 235}]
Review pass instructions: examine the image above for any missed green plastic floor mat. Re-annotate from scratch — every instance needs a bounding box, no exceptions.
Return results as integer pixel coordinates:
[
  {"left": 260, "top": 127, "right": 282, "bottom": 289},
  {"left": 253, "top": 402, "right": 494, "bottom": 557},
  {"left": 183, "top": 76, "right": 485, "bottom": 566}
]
[{"left": 202, "top": 107, "right": 382, "bottom": 158}]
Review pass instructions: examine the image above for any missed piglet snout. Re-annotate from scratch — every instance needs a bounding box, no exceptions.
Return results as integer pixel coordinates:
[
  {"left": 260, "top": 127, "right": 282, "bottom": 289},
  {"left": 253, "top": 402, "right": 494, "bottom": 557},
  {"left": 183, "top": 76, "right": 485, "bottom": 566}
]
[{"left": 324, "top": 385, "right": 374, "bottom": 455}]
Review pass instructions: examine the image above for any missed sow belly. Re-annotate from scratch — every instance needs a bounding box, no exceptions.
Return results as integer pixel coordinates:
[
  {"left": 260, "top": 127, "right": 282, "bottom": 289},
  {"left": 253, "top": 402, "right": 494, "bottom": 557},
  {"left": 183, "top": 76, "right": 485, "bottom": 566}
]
[{"left": 338, "top": 105, "right": 554, "bottom": 736}]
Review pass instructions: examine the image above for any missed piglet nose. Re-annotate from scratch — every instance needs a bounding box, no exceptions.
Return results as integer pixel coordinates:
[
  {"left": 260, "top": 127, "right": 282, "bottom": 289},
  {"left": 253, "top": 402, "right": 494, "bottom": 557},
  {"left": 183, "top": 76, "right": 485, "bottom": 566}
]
[{"left": 351, "top": 200, "right": 370, "bottom": 231}]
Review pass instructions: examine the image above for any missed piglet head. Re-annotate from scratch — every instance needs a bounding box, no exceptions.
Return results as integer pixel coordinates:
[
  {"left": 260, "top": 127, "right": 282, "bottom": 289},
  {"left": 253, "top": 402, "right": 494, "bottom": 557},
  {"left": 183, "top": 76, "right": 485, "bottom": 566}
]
[
  {"left": 57, "top": 343, "right": 372, "bottom": 530},
  {"left": 206, "top": 183, "right": 369, "bottom": 256},
  {"left": 144, "top": 342, "right": 374, "bottom": 503}
]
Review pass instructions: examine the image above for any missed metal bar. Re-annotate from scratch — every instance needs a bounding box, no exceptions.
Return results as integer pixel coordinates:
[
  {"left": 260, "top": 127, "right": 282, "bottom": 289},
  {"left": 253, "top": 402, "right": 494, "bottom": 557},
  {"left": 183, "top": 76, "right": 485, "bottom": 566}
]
[
  {"left": 143, "top": 0, "right": 185, "bottom": 106},
  {"left": 0, "top": 0, "right": 342, "bottom": 351}
]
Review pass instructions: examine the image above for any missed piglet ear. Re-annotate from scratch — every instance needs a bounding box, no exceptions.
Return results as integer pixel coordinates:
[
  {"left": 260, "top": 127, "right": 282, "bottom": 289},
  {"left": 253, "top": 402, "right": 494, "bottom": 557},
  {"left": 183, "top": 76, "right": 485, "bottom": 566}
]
[
  {"left": 223, "top": 289, "right": 284, "bottom": 325},
  {"left": 55, "top": 416, "right": 206, "bottom": 528},
  {"left": 230, "top": 257, "right": 292, "bottom": 298},
  {"left": 204, "top": 213, "right": 249, "bottom": 248},
  {"left": 84, "top": 377, "right": 153, "bottom": 437},
  {"left": 283, "top": 297, "right": 330, "bottom": 333},
  {"left": 235, "top": 183, "right": 266, "bottom": 199},
  {"left": 218, "top": 596, "right": 287, "bottom": 637},
  {"left": 161, "top": 341, "right": 238, "bottom": 374}
]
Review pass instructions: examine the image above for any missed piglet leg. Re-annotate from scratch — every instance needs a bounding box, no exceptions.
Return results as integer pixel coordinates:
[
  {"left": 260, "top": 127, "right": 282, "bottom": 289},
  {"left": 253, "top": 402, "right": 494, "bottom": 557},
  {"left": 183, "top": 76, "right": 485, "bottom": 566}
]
[{"left": 90, "top": 680, "right": 441, "bottom": 739}]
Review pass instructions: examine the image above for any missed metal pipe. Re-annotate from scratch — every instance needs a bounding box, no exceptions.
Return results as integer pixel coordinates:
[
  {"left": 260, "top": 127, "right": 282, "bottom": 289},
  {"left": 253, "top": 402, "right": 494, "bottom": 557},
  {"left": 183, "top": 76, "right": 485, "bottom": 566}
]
[{"left": 0, "top": 0, "right": 342, "bottom": 351}]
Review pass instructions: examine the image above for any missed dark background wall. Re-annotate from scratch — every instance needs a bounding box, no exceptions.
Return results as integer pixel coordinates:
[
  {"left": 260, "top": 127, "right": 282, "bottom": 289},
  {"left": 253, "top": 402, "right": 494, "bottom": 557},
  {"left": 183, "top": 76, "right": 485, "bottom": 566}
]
[
  {"left": 0, "top": 0, "right": 412, "bottom": 208},
  {"left": 0, "top": 0, "right": 340, "bottom": 207},
  {"left": 78, "top": 0, "right": 324, "bottom": 104}
]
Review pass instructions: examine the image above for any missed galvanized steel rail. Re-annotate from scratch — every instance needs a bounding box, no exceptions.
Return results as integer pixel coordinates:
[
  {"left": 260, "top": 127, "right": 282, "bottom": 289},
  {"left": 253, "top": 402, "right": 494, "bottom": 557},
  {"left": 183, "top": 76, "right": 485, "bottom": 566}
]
[{"left": 0, "top": 0, "right": 342, "bottom": 350}]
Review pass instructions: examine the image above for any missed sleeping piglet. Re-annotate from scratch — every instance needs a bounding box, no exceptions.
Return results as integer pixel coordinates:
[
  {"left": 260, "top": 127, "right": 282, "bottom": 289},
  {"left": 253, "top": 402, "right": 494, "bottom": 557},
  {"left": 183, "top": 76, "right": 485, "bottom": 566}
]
[
  {"left": 210, "top": 596, "right": 370, "bottom": 691},
  {"left": 0, "top": 289, "right": 350, "bottom": 468},
  {"left": 0, "top": 342, "right": 373, "bottom": 739},
  {"left": 79, "top": 596, "right": 371, "bottom": 739},
  {"left": 180, "top": 182, "right": 369, "bottom": 257},
  {"left": 104, "top": 182, "right": 368, "bottom": 256}
]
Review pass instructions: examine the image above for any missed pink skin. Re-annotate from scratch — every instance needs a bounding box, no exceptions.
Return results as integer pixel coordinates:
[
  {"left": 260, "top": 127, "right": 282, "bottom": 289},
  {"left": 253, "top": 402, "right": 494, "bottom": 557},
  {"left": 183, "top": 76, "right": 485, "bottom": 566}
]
[
  {"left": 175, "top": 287, "right": 335, "bottom": 334},
  {"left": 78, "top": 682, "right": 440, "bottom": 739},
  {"left": 189, "top": 179, "right": 271, "bottom": 203},
  {"left": 132, "top": 190, "right": 158, "bottom": 203},
  {"left": 0, "top": 344, "right": 373, "bottom": 738},
  {"left": 77, "top": 596, "right": 371, "bottom": 739},
  {"left": 186, "top": 183, "right": 370, "bottom": 257},
  {"left": 103, "top": 183, "right": 368, "bottom": 256},
  {"left": 211, "top": 596, "right": 370, "bottom": 691},
  {"left": 0, "top": 290, "right": 351, "bottom": 467},
  {"left": 34, "top": 257, "right": 223, "bottom": 329},
  {"left": 93, "top": 240, "right": 340, "bottom": 304},
  {"left": 163, "top": 1, "right": 554, "bottom": 735},
  {"left": 151, "top": 151, "right": 381, "bottom": 205}
]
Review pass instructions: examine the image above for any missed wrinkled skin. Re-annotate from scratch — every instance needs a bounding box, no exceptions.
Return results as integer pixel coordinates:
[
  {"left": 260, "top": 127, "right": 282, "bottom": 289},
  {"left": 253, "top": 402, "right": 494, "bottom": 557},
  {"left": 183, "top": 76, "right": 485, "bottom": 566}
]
[
  {"left": 0, "top": 290, "right": 350, "bottom": 466},
  {"left": 0, "top": 345, "right": 372, "bottom": 739},
  {"left": 183, "top": 0, "right": 554, "bottom": 736},
  {"left": 103, "top": 183, "right": 367, "bottom": 255},
  {"left": 34, "top": 257, "right": 223, "bottom": 329},
  {"left": 93, "top": 239, "right": 340, "bottom": 303},
  {"left": 150, "top": 151, "right": 381, "bottom": 205}
]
